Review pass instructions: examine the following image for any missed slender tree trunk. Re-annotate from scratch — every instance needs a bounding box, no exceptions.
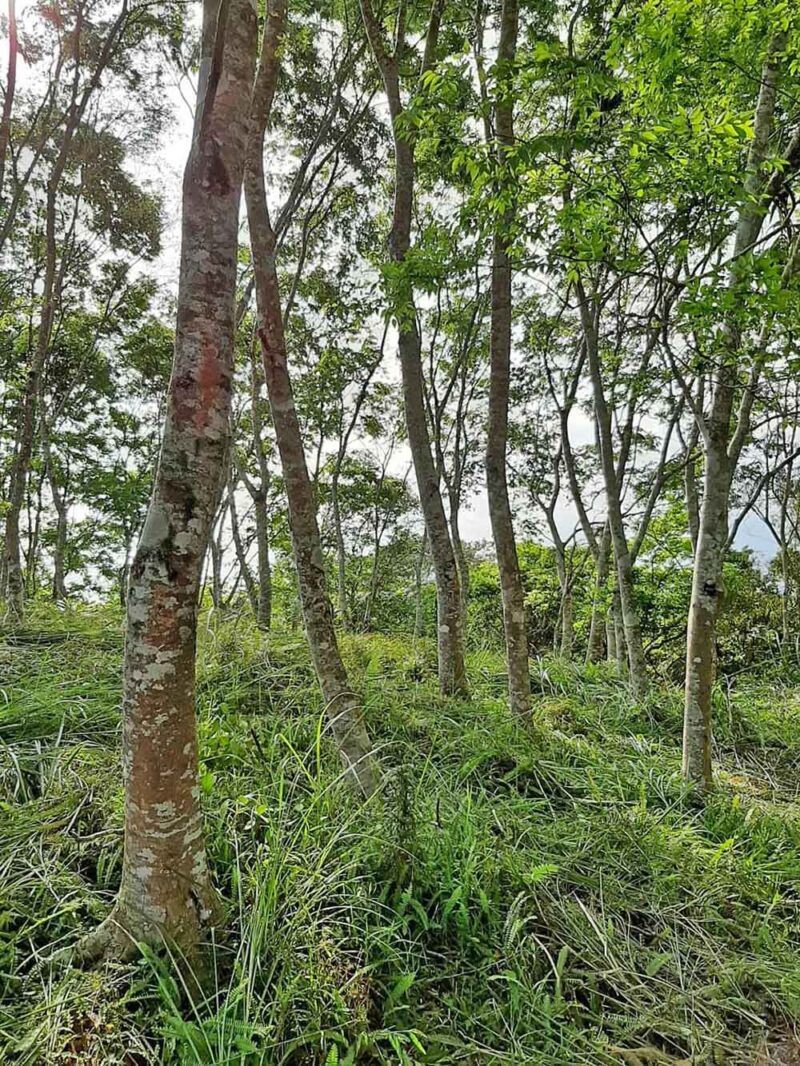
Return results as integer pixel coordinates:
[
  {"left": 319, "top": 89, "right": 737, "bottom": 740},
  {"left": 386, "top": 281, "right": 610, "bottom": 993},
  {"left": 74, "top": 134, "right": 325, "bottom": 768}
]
[
  {"left": 586, "top": 526, "right": 610, "bottom": 663},
  {"left": 209, "top": 508, "right": 224, "bottom": 611},
  {"left": 39, "top": 397, "right": 68, "bottom": 600},
  {"left": 0, "top": 0, "right": 17, "bottom": 198},
  {"left": 253, "top": 488, "right": 272, "bottom": 629},
  {"left": 73, "top": 0, "right": 256, "bottom": 963},
  {"left": 560, "top": 586, "right": 574, "bottom": 659},
  {"left": 414, "top": 529, "right": 427, "bottom": 637},
  {"left": 364, "top": 537, "right": 381, "bottom": 631},
  {"left": 606, "top": 601, "right": 617, "bottom": 665},
  {"left": 485, "top": 0, "right": 529, "bottom": 717},
  {"left": 449, "top": 492, "right": 470, "bottom": 621},
  {"left": 331, "top": 472, "right": 348, "bottom": 623},
  {"left": 52, "top": 496, "right": 68, "bottom": 601},
  {"left": 2, "top": 182, "right": 57, "bottom": 618},
  {"left": 247, "top": 349, "right": 273, "bottom": 629},
  {"left": 683, "top": 34, "right": 784, "bottom": 789},
  {"left": 614, "top": 592, "right": 626, "bottom": 674},
  {"left": 228, "top": 464, "right": 258, "bottom": 618},
  {"left": 245, "top": 0, "right": 378, "bottom": 796},
  {"left": 580, "top": 287, "right": 648, "bottom": 697},
  {"left": 358, "top": 0, "right": 467, "bottom": 697}
]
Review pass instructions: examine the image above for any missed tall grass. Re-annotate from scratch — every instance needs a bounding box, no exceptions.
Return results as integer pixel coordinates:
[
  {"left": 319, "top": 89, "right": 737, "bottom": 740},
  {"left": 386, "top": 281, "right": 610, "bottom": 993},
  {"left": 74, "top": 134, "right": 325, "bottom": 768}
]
[{"left": 0, "top": 607, "right": 798, "bottom": 1063}]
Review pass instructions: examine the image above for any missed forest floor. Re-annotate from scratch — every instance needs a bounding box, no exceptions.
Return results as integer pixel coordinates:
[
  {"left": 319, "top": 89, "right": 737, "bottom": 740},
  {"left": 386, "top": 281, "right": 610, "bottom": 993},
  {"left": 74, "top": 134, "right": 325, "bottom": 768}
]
[{"left": 0, "top": 606, "right": 799, "bottom": 1065}]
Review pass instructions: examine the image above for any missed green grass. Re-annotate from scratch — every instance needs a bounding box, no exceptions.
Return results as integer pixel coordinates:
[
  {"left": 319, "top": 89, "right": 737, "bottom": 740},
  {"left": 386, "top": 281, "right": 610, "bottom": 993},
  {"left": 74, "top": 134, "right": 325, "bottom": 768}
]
[{"left": 0, "top": 606, "right": 799, "bottom": 1063}]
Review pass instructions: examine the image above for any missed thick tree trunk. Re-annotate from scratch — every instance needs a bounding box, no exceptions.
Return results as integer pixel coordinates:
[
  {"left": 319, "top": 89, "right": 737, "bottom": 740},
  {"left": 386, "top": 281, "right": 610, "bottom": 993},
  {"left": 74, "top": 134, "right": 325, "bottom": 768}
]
[
  {"left": 682, "top": 34, "right": 784, "bottom": 789},
  {"left": 485, "top": 0, "right": 529, "bottom": 717},
  {"left": 245, "top": 0, "right": 378, "bottom": 796},
  {"left": 683, "top": 445, "right": 728, "bottom": 786},
  {"left": 74, "top": 0, "right": 256, "bottom": 963}
]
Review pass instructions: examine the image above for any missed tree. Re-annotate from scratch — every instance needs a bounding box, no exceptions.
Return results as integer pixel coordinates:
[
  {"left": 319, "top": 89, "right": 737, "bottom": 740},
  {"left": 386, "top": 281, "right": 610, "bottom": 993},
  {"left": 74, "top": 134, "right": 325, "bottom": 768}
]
[
  {"left": 358, "top": 0, "right": 468, "bottom": 697},
  {"left": 682, "top": 32, "right": 795, "bottom": 788},
  {"left": 485, "top": 0, "right": 530, "bottom": 717},
  {"left": 245, "top": 0, "right": 379, "bottom": 797},
  {"left": 74, "top": 0, "right": 256, "bottom": 961}
]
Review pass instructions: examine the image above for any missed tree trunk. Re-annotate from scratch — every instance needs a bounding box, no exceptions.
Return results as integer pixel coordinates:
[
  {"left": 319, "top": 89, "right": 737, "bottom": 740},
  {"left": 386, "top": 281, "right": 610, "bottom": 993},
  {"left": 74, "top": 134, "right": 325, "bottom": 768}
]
[
  {"left": 606, "top": 600, "right": 617, "bottom": 665},
  {"left": 586, "top": 526, "right": 610, "bottom": 663},
  {"left": 209, "top": 508, "right": 224, "bottom": 611},
  {"left": 682, "top": 34, "right": 784, "bottom": 789},
  {"left": 253, "top": 489, "right": 272, "bottom": 629},
  {"left": 0, "top": 0, "right": 16, "bottom": 198},
  {"left": 485, "top": 0, "right": 529, "bottom": 717},
  {"left": 364, "top": 536, "right": 381, "bottom": 631},
  {"left": 74, "top": 0, "right": 256, "bottom": 964},
  {"left": 331, "top": 472, "right": 349, "bottom": 623},
  {"left": 1, "top": 180, "right": 56, "bottom": 618},
  {"left": 227, "top": 461, "right": 258, "bottom": 617},
  {"left": 246, "top": 348, "right": 273, "bottom": 630},
  {"left": 52, "top": 498, "right": 68, "bottom": 601},
  {"left": 580, "top": 288, "right": 648, "bottom": 698},
  {"left": 414, "top": 529, "right": 427, "bottom": 637},
  {"left": 245, "top": 0, "right": 378, "bottom": 796},
  {"left": 358, "top": 0, "right": 467, "bottom": 697},
  {"left": 449, "top": 492, "right": 470, "bottom": 622},
  {"left": 560, "top": 586, "right": 574, "bottom": 659}
]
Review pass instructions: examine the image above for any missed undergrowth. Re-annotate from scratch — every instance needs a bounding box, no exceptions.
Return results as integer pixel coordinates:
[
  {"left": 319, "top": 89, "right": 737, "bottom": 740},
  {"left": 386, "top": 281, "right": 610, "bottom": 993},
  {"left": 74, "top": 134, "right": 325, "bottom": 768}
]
[{"left": 0, "top": 604, "right": 799, "bottom": 1063}]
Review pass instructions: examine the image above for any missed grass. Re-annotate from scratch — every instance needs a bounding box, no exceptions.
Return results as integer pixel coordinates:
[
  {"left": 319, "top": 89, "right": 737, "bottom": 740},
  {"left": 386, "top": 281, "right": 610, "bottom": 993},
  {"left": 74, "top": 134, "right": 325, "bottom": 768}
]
[{"left": 0, "top": 604, "right": 799, "bottom": 1064}]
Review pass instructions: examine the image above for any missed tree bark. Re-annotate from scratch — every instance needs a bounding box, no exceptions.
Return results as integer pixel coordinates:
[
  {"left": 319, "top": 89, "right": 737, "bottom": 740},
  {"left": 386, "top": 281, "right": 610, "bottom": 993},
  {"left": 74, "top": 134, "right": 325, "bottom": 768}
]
[
  {"left": 245, "top": 0, "right": 378, "bottom": 796},
  {"left": 74, "top": 0, "right": 256, "bottom": 963},
  {"left": 358, "top": 0, "right": 467, "bottom": 697}
]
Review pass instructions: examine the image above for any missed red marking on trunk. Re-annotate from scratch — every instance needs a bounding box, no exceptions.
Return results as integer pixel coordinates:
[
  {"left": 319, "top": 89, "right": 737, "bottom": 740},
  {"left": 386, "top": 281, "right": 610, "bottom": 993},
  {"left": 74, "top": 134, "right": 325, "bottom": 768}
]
[{"left": 196, "top": 344, "right": 223, "bottom": 429}]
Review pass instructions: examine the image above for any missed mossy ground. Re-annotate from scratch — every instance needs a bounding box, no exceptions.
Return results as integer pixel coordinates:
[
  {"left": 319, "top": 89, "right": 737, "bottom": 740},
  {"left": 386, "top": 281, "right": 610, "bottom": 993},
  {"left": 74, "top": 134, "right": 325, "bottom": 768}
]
[{"left": 1, "top": 605, "right": 799, "bottom": 1064}]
